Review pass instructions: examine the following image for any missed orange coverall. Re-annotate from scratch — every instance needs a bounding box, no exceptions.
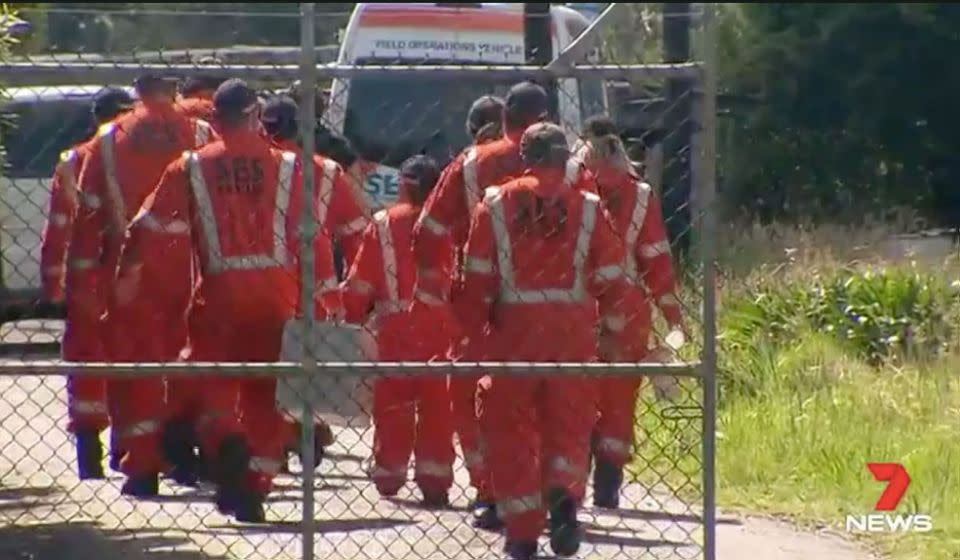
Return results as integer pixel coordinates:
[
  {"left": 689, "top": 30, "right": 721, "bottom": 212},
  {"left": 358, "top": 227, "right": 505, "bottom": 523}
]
[
  {"left": 413, "top": 129, "right": 591, "bottom": 504},
  {"left": 454, "top": 169, "right": 630, "bottom": 544},
  {"left": 41, "top": 141, "right": 110, "bottom": 435},
  {"left": 68, "top": 102, "right": 215, "bottom": 480},
  {"left": 594, "top": 170, "right": 682, "bottom": 467},
  {"left": 117, "top": 129, "right": 342, "bottom": 499},
  {"left": 342, "top": 198, "right": 457, "bottom": 499},
  {"left": 273, "top": 137, "right": 369, "bottom": 263}
]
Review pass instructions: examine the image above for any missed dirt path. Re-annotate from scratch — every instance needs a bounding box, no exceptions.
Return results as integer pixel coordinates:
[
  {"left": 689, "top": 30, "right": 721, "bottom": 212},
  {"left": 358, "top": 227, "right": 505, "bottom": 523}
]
[{"left": 0, "top": 324, "right": 877, "bottom": 560}]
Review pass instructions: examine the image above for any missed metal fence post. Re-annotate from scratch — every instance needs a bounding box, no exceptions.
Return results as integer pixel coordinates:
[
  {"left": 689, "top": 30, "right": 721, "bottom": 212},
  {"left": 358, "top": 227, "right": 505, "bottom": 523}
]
[
  {"left": 695, "top": 4, "right": 720, "bottom": 560},
  {"left": 298, "top": 3, "right": 318, "bottom": 560}
]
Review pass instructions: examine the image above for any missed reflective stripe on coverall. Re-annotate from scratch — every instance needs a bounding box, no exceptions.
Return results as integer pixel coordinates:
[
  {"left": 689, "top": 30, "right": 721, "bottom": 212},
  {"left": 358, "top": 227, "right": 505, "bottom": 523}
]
[
  {"left": 342, "top": 204, "right": 456, "bottom": 496},
  {"left": 454, "top": 175, "right": 630, "bottom": 543},
  {"left": 595, "top": 177, "right": 682, "bottom": 466},
  {"left": 44, "top": 144, "right": 110, "bottom": 434},
  {"left": 69, "top": 110, "right": 214, "bottom": 478},
  {"left": 119, "top": 134, "right": 342, "bottom": 496},
  {"left": 413, "top": 134, "right": 590, "bottom": 503}
]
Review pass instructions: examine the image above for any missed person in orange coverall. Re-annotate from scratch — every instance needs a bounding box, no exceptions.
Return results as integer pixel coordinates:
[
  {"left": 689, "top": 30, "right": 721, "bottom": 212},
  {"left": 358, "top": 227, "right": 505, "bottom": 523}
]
[
  {"left": 260, "top": 95, "right": 369, "bottom": 264},
  {"left": 573, "top": 116, "right": 684, "bottom": 509},
  {"left": 41, "top": 87, "right": 134, "bottom": 480},
  {"left": 115, "top": 79, "right": 343, "bottom": 523},
  {"left": 260, "top": 94, "right": 371, "bottom": 462},
  {"left": 67, "top": 72, "right": 215, "bottom": 497},
  {"left": 341, "top": 155, "right": 457, "bottom": 507},
  {"left": 453, "top": 123, "right": 631, "bottom": 560},
  {"left": 413, "top": 82, "right": 592, "bottom": 529},
  {"left": 174, "top": 74, "right": 224, "bottom": 125}
]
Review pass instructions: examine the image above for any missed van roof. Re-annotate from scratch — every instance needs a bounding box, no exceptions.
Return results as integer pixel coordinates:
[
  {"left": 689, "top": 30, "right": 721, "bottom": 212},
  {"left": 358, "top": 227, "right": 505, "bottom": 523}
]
[
  {"left": 356, "top": 3, "right": 584, "bottom": 33},
  {"left": 2, "top": 85, "right": 136, "bottom": 105}
]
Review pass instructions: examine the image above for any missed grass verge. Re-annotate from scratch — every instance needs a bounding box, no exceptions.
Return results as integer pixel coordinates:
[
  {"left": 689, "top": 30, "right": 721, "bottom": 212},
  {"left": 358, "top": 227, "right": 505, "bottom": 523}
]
[{"left": 631, "top": 224, "right": 960, "bottom": 560}]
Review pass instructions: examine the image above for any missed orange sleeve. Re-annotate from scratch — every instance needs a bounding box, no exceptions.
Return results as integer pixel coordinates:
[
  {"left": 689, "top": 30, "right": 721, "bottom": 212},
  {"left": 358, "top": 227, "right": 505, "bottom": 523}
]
[
  {"left": 65, "top": 140, "right": 109, "bottom": 309},
  {"left": 327, "top": 164, "right": 370, "bottom": 266},
  {"left": 340, "top": 221, "right": 385, "bottom": 324},
  {"left": 412, "top": 154, "right": 466, "bottom": 303},
  {"left": 40, "top": 150, "right": 81, "bottom": 301},
  {"left": 584, "top": 195, "right": 632, "bottom": 332},
  {"left": 117, "top": 158, "right": 193, "bottom": 297},
  {"left": 637, "top": 190, "right": 682, "bottom": 326},
  {"left": 451, "top": 201, "right": 497, "bottom": 335},
  {"left": 307, "top": 163, "right": 344, "bottom": 318}
]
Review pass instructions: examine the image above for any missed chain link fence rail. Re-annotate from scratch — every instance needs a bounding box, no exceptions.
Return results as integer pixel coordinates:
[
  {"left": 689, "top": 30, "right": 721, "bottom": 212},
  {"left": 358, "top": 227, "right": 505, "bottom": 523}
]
[{"left": 0, "top": 3, "right": 717, "bottom": 559}]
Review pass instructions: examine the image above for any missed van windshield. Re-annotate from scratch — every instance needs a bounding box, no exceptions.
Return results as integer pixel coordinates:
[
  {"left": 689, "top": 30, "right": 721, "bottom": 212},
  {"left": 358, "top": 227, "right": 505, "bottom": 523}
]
[
  {"left": 1, "top": 99, "right": 94, "bottom": 178},
  {"left": 342, "top": 59, "right": 511, "bottom": 169}
]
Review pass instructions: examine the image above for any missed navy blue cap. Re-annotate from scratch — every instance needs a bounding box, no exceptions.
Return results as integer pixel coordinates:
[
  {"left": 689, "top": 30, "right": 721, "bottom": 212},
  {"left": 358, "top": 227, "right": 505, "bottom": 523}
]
[
  {"left": 133, "top": 72, "right": 180, "bottom": 92},
  {"left": 505, "top": 81, "right": 548, "bottom": 121},
  {"left": 91, "top": 87, "right": 134, "bottom": 119},
  {"left": 400, "top": 155, "right": 441, "bottom": 189},
  {"left": 213, "top": 78, "right": 260, "bottom": 117},
  {"left": 261, "top": 95, "right": 299, "bottom": 124}
]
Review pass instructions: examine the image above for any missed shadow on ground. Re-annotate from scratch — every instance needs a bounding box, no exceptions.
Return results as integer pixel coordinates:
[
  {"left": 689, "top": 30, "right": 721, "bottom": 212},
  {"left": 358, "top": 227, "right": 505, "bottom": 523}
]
[{"left": 0, "top": 521, "right": 227, "bottom": 560}]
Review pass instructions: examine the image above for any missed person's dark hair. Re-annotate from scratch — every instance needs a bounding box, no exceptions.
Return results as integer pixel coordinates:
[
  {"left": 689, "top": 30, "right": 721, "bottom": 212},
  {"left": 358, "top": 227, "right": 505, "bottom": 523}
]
[
  {"left": 261, "top": 95, "right": 299, "bottom": 142},
  {"left": 583, "top": 115, "right": 619, "bottom": 138},
  {"left": 504, "top": 81, "right": 549, "bottom": 131},
  {"left": 520, "top": 122, "right": 570, "bottom": 168},
  {"left": 181, "top": 75, "right": 227, "bottom": 98},
  {"left": 400, "top": 155, "right": 441, "bottom": 205},
  {"left": 466, "top": 95, "right": 504, "bottom": 142},
  {"left": 133, "top": 73, "right": 180, "bottom": 98}
]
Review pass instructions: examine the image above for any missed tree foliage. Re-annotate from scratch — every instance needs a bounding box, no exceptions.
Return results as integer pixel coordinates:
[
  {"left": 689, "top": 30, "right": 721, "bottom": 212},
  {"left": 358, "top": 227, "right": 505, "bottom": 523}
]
[{"left": 717, "top": 3, "right": 960, "bottom": 227}]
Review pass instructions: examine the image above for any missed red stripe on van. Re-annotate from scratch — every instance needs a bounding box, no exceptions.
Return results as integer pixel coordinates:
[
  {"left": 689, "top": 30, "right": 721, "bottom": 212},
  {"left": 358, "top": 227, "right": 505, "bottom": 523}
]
[{"left": 359, "top": 9, "right": 525, "bottom": 33}]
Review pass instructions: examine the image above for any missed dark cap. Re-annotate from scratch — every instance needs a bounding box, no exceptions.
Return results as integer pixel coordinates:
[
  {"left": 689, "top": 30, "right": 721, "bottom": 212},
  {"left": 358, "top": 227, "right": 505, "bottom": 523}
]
[
  {"left": 400, "top": 154, "right": 441, "bottom": 190},
  {"left": 505, "top": 81, "right": 548, "bottom": 123},
  {"left": 520, "top": 122, "right": 569, "bottom": 166},
  {"left": 133, "top": 72, "right": 181, "bottom": 92},
  {"left": 466, "top": 95, "right": 504, "bottom": 136},
  {"left": 213, "top": 78, "right": 260, "bottom": 117},
  {"left": 91, "top": 87, "right": 135, "bottom": 119},
  {"left": 261, "top": 95, "right": 299, "bottom": 125}
]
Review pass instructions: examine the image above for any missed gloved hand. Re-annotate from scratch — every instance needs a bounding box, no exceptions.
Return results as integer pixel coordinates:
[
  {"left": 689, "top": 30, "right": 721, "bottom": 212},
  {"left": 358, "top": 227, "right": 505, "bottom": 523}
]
[{"left": 647, "top": 346, "right": 681, "bottom": 402}]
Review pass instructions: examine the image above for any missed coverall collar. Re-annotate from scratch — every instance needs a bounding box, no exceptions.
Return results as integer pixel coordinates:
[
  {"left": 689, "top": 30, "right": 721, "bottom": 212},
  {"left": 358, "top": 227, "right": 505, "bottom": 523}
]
[
  {"left": 503, "top": 128, "right": 525, "bottom": 143},
  {"left": 220, "top": 126, "right": 266, "bottom": 144},
  {"left": 523, "top": 167, "right": 571, "bottom": 199},
  {"left": 272, "top": 137, "right": 299, "bottom": 153},
  {"left": 139, "top": 99, "right": 178, "bottom": 114}
]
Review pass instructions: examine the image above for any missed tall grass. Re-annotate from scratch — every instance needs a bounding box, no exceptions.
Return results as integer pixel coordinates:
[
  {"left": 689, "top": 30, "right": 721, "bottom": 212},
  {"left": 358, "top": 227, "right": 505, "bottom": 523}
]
[{"left": 632, "top": 222, "right": 960, "bottom": 560}]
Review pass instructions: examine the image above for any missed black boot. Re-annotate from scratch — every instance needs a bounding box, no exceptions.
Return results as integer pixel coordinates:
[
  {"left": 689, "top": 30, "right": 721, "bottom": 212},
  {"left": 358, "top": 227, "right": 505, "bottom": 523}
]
[
  {"left": 547, "top": 487, "right": 582, "bottom": 558},
  {"left": 592, "top": 459, "right": 623, "bottom": 510},
  {"left": 161, "top": 419, "right": 199, "bottom": 486},
  {"left": 472, "top": 502, "right": 504, "bottom": 531},
  {"left": 121, "top": 473, "right": 159, "bottom": 498},
  {"left": 232, "top": 490, "right": 267, "bottom": 523},
  {"left": 75, "top": 430, "right": 105, "bottom": 480},
  {"left": 420, "top": 489, "right": 450, "bottom": 509},
  {"left": 503, "top": 540, "right": 537, "bottom": 560},
  {"left": 213, "top": 435, "right": 251, "bottom": 516}
]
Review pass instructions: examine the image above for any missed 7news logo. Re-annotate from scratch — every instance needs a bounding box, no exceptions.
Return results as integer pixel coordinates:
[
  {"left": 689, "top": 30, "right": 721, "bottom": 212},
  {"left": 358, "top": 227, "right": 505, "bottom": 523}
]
[{"left": 845, "top": 463, "right": 933, "bottom": 533}]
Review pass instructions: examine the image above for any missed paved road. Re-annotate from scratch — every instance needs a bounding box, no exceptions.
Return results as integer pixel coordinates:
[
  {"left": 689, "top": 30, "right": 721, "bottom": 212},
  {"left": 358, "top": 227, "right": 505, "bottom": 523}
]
[{"left": 0, "top": 321, "right": 875, "bottom": 560}]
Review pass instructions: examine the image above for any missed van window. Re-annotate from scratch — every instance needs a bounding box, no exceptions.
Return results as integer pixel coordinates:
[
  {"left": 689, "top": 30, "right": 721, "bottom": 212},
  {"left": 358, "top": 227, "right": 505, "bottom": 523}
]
[
  {"left": 1, "top": 100, "right": 93, "bottom": 178},
  {"left": 563, "top": 15, "right": 607, "bottom": 119},
  {"left": 342, "top": 59, "right": 511, "bottom": 169}
]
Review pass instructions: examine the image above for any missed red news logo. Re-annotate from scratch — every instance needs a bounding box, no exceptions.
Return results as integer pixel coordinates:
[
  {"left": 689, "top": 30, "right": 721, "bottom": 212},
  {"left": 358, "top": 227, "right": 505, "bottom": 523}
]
[
  {"left": 867, "top": 462, "right": 911, "bottom": 511},
  {"left": 845, "top": 462, "right": 933, "bottom": 533}
]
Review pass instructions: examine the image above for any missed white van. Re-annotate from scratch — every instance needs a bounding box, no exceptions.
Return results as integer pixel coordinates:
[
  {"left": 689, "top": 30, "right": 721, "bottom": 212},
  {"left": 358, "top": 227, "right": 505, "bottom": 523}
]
[
  {"left": 325, "top": 2, "right": 608, "bottom": 210},
  {"left": 0, "top": 85, "right": 135, "bottom": 322}
]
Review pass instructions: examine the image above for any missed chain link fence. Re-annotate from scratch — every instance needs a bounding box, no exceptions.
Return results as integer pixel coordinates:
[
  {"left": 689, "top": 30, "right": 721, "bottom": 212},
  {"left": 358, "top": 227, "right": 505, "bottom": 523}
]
[{"left": 0, "top": 3, "right": 716, "bottom": 559}]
